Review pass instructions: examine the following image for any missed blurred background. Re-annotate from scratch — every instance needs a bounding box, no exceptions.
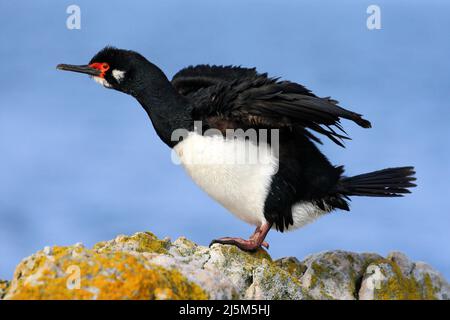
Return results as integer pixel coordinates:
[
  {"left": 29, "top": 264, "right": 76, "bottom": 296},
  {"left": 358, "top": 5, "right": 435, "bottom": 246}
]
[{"left": 0, "top": 0, "right": 449, "bottom": 280}]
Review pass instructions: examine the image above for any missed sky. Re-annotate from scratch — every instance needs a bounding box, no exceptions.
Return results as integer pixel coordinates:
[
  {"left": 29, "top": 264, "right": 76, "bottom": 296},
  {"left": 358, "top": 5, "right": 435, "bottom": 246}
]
[{"left": 0, "top": 0, "right": 449, "bottom": 281}]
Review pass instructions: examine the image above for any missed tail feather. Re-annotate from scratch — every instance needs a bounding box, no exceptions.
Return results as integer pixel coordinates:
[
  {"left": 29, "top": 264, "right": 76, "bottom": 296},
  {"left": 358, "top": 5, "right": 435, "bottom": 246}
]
[{"left": 339, "top": 166, "right": 416, "bottom": 197}]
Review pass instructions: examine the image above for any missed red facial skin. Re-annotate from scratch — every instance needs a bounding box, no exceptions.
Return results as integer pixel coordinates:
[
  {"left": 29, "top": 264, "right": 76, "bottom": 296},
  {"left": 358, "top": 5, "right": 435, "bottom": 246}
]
[{"left": 89, "top": 62, "right": 110, "bottom": 78}]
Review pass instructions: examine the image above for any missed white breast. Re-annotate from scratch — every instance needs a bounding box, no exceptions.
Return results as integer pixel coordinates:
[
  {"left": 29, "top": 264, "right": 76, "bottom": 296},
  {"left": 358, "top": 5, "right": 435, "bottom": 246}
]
[{"left": 173, "top": 132, "right": 278, "bottom": 226}]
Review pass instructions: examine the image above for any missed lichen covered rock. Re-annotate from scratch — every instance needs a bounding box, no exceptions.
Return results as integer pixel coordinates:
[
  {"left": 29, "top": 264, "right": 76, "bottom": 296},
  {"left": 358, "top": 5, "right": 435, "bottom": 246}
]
[
  {"left": 299, "top": 251, "right": 383, "bottom": 299},
  {"left": 0, "top": 280, "right": 9, "bottom": 299},
  {"left": 2, "top": 231, "right": 449, "bottom": 300},
  {"left": 359, "top": 252, "right": 449, "bottom": 300},
  {"left": 3, "top": 236, "right": 206, "bottom": 300}
]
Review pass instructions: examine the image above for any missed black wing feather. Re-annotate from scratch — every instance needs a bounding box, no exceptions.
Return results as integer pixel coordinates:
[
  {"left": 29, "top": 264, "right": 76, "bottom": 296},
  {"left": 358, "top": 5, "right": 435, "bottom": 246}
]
[
  {"left": 172, "top": 65, "right": 258, "bottom": 95},
  {"left": 172, "top": 65, "right": 371, "bottom": 146}
]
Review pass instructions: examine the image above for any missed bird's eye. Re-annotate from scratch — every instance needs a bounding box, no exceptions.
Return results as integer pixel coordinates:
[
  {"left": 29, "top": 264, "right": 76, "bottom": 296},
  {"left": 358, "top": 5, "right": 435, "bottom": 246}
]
[{"left": 101, "top": 63, "right": 110, "bottom": 71}]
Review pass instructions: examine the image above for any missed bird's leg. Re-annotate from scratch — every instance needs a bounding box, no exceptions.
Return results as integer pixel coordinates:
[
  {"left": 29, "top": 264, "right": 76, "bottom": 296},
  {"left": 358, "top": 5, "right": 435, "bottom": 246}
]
[{"left": 210, "top": 223, "right": 272, "bottom": 252}]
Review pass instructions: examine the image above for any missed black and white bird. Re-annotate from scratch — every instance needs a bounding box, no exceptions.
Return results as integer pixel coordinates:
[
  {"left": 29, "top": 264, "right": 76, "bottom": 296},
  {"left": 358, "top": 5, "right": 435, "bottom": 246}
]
[{"left": 57, "top": 47, "right": 416, "bottom": 251}]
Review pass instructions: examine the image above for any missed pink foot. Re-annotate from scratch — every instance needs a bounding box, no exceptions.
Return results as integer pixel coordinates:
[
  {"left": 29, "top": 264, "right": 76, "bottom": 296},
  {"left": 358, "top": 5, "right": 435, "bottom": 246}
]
[{"left": 210, "top": 237, "right": 269, "bottom": 251}]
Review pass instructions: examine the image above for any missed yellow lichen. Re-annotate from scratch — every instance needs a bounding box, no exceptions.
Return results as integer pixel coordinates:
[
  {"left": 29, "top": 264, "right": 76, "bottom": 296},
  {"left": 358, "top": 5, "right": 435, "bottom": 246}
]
[
  {"left": 307, "top": 263, "right": 334, "bottom": 299},
  {"left": 0, "top": 280, "right": 9, "bottom": 298},
  {"left": 275, "top": 258, "right": 306, "bottom": 279},
  {"left": 220, "top": 245, "right": 272, "bottom": 263},
  {"left": 263, "top": 262, "right": 302, "bottom": 288},
  {"left": 6, "top": 246, "right": 207, "bottom": 300},
  {"left": 422, "top": 274, "right": 437, "bottom": 299},
  {"left": 372, "top": 259, "right": 437, "bottom": 300},
  {"left": 127, "top": 232, "right": 171, "bottom": 254},
  {"left": 94, "top": 232, "right": 170, "bottom": 254}
]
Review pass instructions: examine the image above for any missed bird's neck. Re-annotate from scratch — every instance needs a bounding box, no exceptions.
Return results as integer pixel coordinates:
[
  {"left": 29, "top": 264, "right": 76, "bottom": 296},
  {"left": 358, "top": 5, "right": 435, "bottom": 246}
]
[{"left": 132, "top": 64, "right": 192, "bottom": 147}]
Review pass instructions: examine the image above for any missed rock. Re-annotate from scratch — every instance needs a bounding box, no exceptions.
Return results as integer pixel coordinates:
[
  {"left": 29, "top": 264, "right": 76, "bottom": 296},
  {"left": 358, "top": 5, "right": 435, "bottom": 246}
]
[
  {"left": 0, "top": 280, "right": 9, "bottom": 299},
  {"left": 1, "top": 231, "right": 449, "bottom": 300},
  {"left": 358, "top": 252, "right": 450, "bottom": 300},
  {"left": 387, "top": 251, "right": 415, "bottom": 275},
  {"left": 300, "top": 251, "right": 383, "bottom": 300},
  {"left": 412, "top": 262, "right": 450, "bottom": 300}
]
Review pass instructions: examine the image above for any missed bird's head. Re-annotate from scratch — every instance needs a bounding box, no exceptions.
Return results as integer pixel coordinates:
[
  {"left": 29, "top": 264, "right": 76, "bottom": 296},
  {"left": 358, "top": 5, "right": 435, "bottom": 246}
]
[{"left": 57, "top": 47, "right": 156, "bottom": 95}]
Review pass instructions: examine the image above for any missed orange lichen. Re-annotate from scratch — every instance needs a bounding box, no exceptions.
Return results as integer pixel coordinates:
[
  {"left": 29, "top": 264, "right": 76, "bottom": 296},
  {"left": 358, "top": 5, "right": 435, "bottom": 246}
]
[
  {"left": 0, "top": 280, "right": 9, "bottom": 298},
  {"left": 7, "top": 246, "right": 207, "bottom": 300}
]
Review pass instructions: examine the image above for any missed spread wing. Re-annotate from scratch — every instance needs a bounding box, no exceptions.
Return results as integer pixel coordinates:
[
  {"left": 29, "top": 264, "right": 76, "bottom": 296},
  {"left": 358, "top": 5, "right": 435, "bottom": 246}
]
[
  {"left": 172, "top": 65, "right": 371, "bottom": 147},
  {"left": 172, "top": 65, "right": 259, "bottom": 95}
]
